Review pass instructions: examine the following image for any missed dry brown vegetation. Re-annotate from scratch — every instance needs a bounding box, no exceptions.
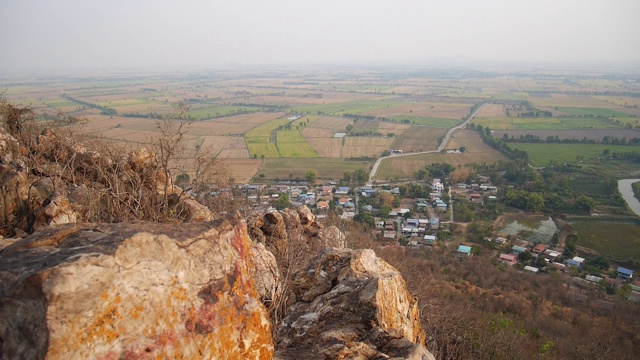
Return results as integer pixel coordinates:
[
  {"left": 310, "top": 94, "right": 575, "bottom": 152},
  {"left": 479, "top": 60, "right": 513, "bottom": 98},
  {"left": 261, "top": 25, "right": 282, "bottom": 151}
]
[{"left": 334, "top": 224, "right": 640, "bottom": 360}]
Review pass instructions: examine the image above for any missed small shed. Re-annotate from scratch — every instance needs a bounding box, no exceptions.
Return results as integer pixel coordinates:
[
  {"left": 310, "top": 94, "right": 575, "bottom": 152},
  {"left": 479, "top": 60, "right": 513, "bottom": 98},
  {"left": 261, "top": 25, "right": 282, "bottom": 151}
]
[
  {"left": 524, "top": 266, "right": 539, "bottom": 273},
  {"left": 617, "top": 267, "right": 634, "bottom": 280}
]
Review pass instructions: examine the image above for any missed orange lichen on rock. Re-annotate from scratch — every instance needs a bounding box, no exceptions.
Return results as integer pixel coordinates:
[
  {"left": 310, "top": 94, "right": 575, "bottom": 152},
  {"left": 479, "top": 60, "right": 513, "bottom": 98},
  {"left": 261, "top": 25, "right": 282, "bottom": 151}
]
[{"left": 0, "top": 219, "right": 273, "bottom": 359}]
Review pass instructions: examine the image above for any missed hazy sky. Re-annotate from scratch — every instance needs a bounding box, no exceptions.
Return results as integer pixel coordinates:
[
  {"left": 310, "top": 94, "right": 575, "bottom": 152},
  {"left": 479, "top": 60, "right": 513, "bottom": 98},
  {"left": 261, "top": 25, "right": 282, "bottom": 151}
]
[{"left": 1, "top": 0, "right": 639, "bottom": 74}]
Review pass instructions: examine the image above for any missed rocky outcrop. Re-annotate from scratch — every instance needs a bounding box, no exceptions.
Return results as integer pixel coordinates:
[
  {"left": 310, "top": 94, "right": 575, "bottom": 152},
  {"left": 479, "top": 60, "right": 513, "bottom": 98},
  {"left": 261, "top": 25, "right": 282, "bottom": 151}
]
[
  {"left": 248, "top": 206, "right": 342, "bottom": 249},
  {"left": 276, "top": 248, "right": 434, "bottom": 360},
  {"left": 0, "top": 128, "right": 214, "bottom": 236},
  {"left": 0, "top": 217, "right": 273, "bottom": 359}
]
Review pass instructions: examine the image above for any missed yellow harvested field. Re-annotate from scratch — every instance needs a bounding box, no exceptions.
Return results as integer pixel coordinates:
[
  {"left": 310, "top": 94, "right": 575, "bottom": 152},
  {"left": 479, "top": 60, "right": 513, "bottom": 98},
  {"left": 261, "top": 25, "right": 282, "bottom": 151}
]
[
  {"left": 375, "top": 151, "right": 506, "bottom": 180},
  {"left": 82, "top": 115, "right": 152, "bottom": 132},
  {"left": 342, "top": 137, "right": 393, "bottom": 158},
  {"left": 219, "top": 159, "right": 262, "bottom": 183},
  {"left": 218, "top": 148, "right": 249, "bottom": 158},
  {"left": 301, "top": 127, "right": 338, "bottom": 138},
  {"left": 475, "top": 103, "right": 505, "bottom": 118},
  {"left": 528, "top": 94, "right": 608, "bottom": 108},
  {"left": 392, "top": 126, "right": 448, "bottom": 152},
  {"left": 308, "top": 116, "right": 352, "bottom": 131},
  {"left": 363, "top": 102, "right": 471, "bottom": 119},
  {"left": 354, "top": 120, "right": 410, "bottom": 136},
  {"left": 444, "top": 129, "right": 498, "bottom": 153},
  {"left": 305, "top": 138, "right": 343, "bottom": 158},
  {"left": 200, "top": 136, "right": 232, "bottom": 156}
]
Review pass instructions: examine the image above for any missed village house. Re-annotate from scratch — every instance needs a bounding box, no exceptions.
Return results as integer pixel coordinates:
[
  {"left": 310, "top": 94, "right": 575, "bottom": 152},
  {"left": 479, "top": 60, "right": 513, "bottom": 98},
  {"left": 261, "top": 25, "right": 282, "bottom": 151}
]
[
  {"left": 617, "top": 267, "right": 634, "bottom": 280},
  {"left": 532, "top": 244, "right": 548, "bottom": 254},
  {"left": 383, "top": 231, "right": 396, "bottom": 240},
  {"left": 499, "top": 253, "right": 518, "bottom": 265},
  {"left": 511, "top": 246, "right": 527, "bottom": 255},
  {"left": 316, "top": 200, "right": 329, "bottom": 211},
  {"left": 335, "top": 186, "right": 350, "bottom": 195},
  {"left": 320, "top": 185, "right": 334, "bottom": 196},
  {"left": 423, "top": 235, "right": 436, "bottom": 245},
  {"left": 375, "top": 219, "right": 384, "bottom": 230},
  {"left": 431, "top": 179, "right": 444, "bottom": 192},
  {"left": 567, "top": 256, "right": 585, "bottom": 269},
  {"left": 457, "top": 245, "right": 472, "bottom": 256}
]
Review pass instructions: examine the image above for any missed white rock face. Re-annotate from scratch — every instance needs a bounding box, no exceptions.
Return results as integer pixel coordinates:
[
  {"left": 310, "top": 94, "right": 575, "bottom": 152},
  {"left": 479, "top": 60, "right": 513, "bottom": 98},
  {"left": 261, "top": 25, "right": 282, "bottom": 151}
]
[
  {"left": 276, "top": 248, "right": 435, "bottom": 360},
  {"left": 0, "top": 218, "right": 273, "bottom": 359}
]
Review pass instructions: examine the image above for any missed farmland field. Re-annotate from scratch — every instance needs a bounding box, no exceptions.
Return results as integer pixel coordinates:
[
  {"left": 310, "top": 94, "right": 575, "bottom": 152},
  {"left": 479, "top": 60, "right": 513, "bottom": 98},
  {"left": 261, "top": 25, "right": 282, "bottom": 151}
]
[
  {"left": 342, "top": 136, "right": 393, "bottom": 158},
  {"left": 2, "top": 67, "right": 640, "bottom": 182},
  {"left": 375, "top": 150, "right": 506, "bottom": 180},
  {"left": 276, "top": 130, "right": 319, "bottom": 158},
  {"left": 508, "top": 143, "right": 640, "bottom": 166},
  {"left": 304, "top": 138, "right": 343, "bottom": 157},
  {"left": 492, "top": 129, "right": 640, "bottom": 142},
  {"left": 556, "top": 107, "right": 633, "bottom": 118},
  {"left": 391, "top": 126, "right": 448, "bottom": 152},
  {"left": 570, "top": 220, "right": 640, "bottom": 263},
  {"left": 261, "top": 158, "right": 371, "bottom": 180},
  {"left": 444, "top": 129, "right": 499, "bottom": 153},
  {"left": 472, "top": 116, "right": 622, "bottom": 130},
  {"left": 352, "top": 119, "right": 411, "bottom": 136}
]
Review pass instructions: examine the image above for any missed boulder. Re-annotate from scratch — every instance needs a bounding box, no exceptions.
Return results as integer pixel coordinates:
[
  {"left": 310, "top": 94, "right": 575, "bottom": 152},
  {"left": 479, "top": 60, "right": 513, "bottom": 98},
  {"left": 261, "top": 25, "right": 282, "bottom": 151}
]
[
  {"left": 276, "top": 248, "right": 434, "bottom": 360},
  {"left": 0, "top": 217, "right": 273, "bottom": 359},
  {"left": 32, "top": 192, "right": 80, "bottom": 231},
  {"left": 261, "top": 211, "right": 287, "bottom": 240},
  {"left": 250, "top": 241, "right": 281, "bottom": 303},
  {"left": 0, "top": 167, "right": 29, "bottom": 235},
  {"left": 176, "top": 196, "right": 216, "bottom": 222},
  {"left": 318, "top": 225, "right": 346, "bottom": 249},
  {"left": 296, "top": 205, "right": 315, "bottom": 226}
]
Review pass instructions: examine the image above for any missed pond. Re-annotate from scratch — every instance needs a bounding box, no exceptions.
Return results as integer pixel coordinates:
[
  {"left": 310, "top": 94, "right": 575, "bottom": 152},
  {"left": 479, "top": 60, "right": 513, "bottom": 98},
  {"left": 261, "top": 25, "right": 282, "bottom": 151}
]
[{"left": 500, "top": 217, "right": 558, "bottom": 244}]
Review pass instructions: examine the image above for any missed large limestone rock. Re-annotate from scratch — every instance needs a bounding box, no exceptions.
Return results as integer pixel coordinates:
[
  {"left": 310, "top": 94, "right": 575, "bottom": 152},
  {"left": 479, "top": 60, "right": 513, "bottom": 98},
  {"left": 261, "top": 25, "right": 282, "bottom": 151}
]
[
  {"left": 276, "top": 248, "right": 434, "bottom": 360},
  {"left": 0, "top": 217, "right": 273, "bottom": 359},
  {"left": 32, "top": 192, "right": 80, "bottom": 231}
]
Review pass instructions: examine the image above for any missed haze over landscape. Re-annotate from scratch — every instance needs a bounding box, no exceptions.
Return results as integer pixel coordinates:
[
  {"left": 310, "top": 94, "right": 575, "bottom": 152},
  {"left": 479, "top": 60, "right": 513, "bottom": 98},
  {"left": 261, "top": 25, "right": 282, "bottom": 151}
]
[
  {"left": 1, "top": 0, "right": 640, "bottom": 74},
  {"left": 3, "top": 1, "right": 640, "bottom": 359}
]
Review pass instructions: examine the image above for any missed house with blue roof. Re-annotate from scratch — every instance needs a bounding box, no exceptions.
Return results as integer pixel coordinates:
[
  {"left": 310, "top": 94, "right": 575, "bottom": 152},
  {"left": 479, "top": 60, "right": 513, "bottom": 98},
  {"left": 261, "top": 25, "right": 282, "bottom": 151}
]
[
  {"left": 617, "top": 267, "right": 634, "bottom": 280},
  {"left": 511, "top": 246, "right": 527, "bottom": 255},
  {"left": 457, "top": 245, "right": 472, "bottom": 256}
]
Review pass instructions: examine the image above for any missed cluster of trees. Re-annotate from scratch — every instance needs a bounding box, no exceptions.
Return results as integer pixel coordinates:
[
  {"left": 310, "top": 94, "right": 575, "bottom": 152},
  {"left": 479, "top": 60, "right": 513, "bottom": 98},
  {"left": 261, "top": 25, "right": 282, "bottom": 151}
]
[
  {"left": 341, "top": 168, "right": 368, "bottom": 187},
  {"left": 500, "top": 133, "right": 640, "bottom": 146},
  {"left": 468, "top": 123, "right": 529, "bottom": 162},
  {"left": 61, "top": 94, "right": 117, "bottom": 116}
]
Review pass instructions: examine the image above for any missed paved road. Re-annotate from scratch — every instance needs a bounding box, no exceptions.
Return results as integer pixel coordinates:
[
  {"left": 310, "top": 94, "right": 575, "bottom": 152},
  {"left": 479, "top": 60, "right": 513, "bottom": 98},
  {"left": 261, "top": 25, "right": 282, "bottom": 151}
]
[
  {"left": 368, "top": 102, "right": 489, "bottom": 183},
  {"left": 618, "top": 179, "right": 640, "bottom": 217}
]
